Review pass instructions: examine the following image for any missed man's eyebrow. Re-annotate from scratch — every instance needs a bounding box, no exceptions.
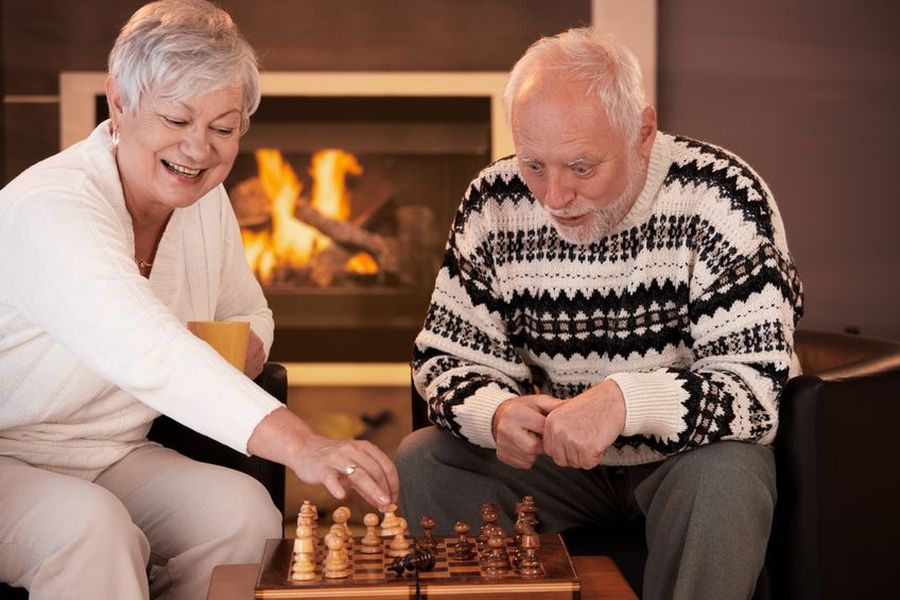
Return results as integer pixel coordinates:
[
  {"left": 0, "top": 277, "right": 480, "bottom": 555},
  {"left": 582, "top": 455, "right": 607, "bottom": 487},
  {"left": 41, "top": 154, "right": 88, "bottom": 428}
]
[{"left": 566, "top": 154, "right": 592, "bottom": 165}]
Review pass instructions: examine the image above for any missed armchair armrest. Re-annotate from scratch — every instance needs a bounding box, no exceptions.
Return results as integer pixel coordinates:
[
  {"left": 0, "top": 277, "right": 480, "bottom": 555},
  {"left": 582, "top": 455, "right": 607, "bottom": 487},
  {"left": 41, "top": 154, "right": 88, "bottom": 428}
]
[
  {"left": 771, "top": 362, "right": 900, "bottom": 599},
  {"left": 147, "top": 362, "right": 287, "bottom": 513}
]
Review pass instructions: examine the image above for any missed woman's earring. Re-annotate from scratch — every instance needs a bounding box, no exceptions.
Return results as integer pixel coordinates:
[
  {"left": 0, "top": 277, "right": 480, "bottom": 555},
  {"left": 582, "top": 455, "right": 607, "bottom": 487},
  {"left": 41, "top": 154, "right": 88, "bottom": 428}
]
[{"left": 112, "top": 128, "right": 120, "bottom": 148}]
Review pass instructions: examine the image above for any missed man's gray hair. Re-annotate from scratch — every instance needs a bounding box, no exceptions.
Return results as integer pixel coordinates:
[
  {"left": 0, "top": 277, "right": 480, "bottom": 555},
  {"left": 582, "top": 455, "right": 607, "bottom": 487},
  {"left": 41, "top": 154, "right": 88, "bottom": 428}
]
[
  {"left": 107, "top": 0, "right": 260, "bottom": 134},
  {"left": 503, "top": 27, "right": 647, "bottom": 143}
]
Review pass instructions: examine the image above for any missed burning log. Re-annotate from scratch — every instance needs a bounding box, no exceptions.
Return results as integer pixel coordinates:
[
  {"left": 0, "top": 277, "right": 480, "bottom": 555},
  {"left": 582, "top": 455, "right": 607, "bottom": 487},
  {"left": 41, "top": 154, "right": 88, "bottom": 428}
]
[
  {"left": 230, "top": 148, "right": 441, "bottom": 288},
  {"left": 294, "top": 201, "right": 411, "bottom": 285}
]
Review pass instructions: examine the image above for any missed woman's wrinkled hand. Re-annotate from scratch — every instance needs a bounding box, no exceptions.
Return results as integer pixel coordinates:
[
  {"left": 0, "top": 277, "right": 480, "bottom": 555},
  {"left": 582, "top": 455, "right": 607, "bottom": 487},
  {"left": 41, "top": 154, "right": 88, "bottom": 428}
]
[
  {"left": 247, "top": 407, "right": 399, "bottom": 511},
  {"left": 289, "top": 435, "right": 400, "bottom": 511}
]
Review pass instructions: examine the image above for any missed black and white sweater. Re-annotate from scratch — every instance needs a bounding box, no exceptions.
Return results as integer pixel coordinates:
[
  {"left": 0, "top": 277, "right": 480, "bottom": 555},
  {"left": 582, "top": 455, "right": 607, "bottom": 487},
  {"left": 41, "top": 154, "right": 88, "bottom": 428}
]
[{"left": 413, "top": 132, "right": 804, "bottom": 466}]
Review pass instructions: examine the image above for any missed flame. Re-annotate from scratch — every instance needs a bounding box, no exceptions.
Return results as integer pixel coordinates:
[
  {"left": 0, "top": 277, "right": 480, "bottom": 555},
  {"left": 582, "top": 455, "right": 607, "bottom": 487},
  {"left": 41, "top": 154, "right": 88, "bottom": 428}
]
[
  {"left": 310, "top": 149, "right": 362, "bottom": 221},
  {"left": 345, "top": 252, "right": 378, "bottom": 274},
  {"left": 239, "top": 148, "right": 370, "bottom": 285}
]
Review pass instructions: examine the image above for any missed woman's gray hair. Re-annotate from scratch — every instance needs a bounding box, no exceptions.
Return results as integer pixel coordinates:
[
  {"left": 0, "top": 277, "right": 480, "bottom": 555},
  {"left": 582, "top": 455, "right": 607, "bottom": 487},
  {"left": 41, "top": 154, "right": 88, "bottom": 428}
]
[
  {"left": 503, "top": 28, "right": 647, "bottom": 143},
  {"left": 108, "top": 0, "right": 260, "bottom": 134}
]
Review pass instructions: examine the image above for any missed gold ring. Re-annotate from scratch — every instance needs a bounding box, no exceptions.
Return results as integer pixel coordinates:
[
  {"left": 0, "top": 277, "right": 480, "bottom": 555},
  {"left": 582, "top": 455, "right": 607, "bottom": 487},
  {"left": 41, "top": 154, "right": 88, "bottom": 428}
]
[{"left": 342, "top": 464, "right": 357, "bottom": 476}]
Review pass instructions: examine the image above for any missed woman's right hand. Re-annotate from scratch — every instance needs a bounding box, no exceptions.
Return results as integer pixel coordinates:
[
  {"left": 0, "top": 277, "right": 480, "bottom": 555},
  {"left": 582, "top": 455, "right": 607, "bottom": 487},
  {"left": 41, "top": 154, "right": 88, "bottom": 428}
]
[
  {"left": 247, "top": 407, "right": 399, "bottom": 511},
  {"left": 289, "top": 434, "right": 399, "bottom": 511}
]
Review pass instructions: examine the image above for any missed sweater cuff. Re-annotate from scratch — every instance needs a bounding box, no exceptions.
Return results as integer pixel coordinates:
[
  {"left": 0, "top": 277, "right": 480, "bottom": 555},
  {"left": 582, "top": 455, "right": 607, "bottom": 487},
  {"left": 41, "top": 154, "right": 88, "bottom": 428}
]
[
  {"left": 606, "top": 371, "right": 689, "bottom": 438},
  {"left": 451, "top": 384, "right": 517, "bottom": 450}
]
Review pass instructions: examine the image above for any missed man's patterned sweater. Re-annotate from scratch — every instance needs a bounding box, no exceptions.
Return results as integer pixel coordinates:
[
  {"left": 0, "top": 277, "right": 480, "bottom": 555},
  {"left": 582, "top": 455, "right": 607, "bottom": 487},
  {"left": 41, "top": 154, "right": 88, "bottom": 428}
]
[{"left": 412, "top": 132, "right": 804, "bottom": 466}]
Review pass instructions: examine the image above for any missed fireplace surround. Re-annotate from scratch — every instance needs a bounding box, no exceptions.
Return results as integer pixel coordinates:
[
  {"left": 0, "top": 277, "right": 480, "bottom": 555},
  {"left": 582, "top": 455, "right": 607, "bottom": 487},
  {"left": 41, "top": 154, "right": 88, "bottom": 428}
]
[{"left": 60, "top": 71, "right": 512, "bottom": 362}]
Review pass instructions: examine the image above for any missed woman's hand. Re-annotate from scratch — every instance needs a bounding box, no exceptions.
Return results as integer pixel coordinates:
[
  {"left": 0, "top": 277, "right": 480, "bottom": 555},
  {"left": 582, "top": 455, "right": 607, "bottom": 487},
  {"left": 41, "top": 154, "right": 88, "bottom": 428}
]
[
  {"left": 290, "top": 435, "right": 399, "bottom": 511},
  {"left": 243, "top": 329, "right": 266, "bottom": 379},
  {"left": 247, "top": 407, "right": 399, "bottom": 511}
]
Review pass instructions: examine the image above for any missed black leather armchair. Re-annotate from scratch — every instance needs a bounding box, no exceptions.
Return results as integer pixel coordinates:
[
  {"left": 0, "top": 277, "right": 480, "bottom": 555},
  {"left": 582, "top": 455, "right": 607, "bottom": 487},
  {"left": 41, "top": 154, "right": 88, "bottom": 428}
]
[
  {"left": 410, "top": 330, "right": 900, "bottom": 599},
  {"left": 0, "top": 362, "right": 288, "bottom": 599},
  {"left": 146, "top": 361, "right": 288, "bottom": 511}
]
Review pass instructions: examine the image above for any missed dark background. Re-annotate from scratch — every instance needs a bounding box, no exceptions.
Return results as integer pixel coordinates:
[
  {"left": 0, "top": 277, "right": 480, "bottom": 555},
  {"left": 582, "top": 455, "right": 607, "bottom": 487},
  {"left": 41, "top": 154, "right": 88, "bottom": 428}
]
[{"left": 2, "top": 0, "right": 898, "bottom": 344}]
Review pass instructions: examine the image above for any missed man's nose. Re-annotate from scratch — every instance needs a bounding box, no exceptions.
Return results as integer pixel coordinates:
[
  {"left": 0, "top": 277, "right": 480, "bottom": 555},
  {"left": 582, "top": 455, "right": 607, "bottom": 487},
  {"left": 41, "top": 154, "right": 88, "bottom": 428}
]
[{"left": 543, "top": 173, "right": 574, "bottom": 210}]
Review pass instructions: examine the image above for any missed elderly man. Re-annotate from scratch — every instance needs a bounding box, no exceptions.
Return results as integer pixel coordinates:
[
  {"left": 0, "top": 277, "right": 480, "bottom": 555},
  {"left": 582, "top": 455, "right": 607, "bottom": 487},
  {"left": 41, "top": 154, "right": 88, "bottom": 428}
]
[{"left": 395, "top": 27, "right": 803, "bottom": 600}]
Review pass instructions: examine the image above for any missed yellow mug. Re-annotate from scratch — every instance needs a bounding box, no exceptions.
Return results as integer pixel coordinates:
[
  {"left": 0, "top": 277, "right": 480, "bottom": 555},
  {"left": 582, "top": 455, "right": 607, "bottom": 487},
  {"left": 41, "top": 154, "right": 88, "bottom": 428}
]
[{"left": 187, "top": 320, "right": 250, "bottom": 370}]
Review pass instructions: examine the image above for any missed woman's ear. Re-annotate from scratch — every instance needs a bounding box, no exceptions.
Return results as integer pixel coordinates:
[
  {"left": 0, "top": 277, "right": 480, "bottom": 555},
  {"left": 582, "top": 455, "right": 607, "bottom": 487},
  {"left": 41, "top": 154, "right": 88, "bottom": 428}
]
[{"left": 105, "top": 76, "right": 125, "bottom": 127}]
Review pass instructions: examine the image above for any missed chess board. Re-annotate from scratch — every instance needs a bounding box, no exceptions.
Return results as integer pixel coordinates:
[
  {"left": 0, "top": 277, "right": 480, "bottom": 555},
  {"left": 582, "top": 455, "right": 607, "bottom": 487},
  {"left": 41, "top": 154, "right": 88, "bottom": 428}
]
[{"left": 255, "top": 534, "right": 581, "bottom": 599}]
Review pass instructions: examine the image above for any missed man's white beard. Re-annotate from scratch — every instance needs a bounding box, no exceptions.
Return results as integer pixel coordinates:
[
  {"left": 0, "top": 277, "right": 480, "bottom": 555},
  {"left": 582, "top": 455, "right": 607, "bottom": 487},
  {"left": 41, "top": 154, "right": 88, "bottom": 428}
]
[{"left": 549, "top": 152, "right": 645, "bottom": 245}]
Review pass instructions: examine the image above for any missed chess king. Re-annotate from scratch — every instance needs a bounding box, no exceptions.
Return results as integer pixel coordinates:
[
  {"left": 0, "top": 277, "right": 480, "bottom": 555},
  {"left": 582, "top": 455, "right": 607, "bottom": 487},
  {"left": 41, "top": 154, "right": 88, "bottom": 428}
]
[{"left": 395, "top": 26, "right": 803, "bottom": 600}]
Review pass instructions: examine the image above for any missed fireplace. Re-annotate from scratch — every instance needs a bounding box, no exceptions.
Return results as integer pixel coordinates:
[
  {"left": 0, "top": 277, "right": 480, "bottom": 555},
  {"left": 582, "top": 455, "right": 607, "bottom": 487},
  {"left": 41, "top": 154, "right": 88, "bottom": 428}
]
[{"left": 60, "top": 72, "right": 512, "bottom": 362}]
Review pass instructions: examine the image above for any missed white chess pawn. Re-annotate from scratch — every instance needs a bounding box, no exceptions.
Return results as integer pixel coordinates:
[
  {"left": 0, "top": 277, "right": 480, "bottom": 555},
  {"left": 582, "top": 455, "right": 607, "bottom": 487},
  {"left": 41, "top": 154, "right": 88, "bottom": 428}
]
[
  {"left": 388, "top": 517, "right": 411, "bottom": 558},
  {"left": 380, "top": 504, "right": 403, "bottom": 537},
  {"left": 323, "top": 532, "right": 350, "bottom": 579},
  {"left": 359, "top": 512, "right": 383, "bottom": 554},
  {"left": 333, "top": 505, "right": 352, "bottom": 538}
]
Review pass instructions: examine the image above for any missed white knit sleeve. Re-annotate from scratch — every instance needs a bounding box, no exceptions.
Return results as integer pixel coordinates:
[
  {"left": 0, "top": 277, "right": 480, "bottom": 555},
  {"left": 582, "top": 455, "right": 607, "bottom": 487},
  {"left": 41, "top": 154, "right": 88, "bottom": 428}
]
[{"left": 0, "top": 188, "right": 281, "bottom": 454}]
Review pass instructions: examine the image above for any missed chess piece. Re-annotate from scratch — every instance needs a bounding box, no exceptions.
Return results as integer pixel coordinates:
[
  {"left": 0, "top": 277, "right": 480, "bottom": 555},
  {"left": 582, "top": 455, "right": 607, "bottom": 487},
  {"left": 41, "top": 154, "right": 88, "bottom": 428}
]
[
  {"left": 482, "top": 529, "right": 510, "bottom": 576},
  {"left": 380, "top": 503, "right": 403, "bottom": 537},
  {"left": 417, "top": 515, "right": 437, "bottom": 551},
  {"left": 298, "top": 500, "right": 316, "bottom": 524},
  {"left": 512, "top": 515, "right": 528, "bottom": 566},
  {"left": 333, "top": 506, "right": 352, "bottom": 538},
  {"left": 387, "top": 548, "right": 436, "bottom": 576},
  {"left": 293, "top": 524, "right": 316, "bottom": 555},
  {"left": 290, "top": 551, "right": 317, "bottom": 582},
  {"left": 290, "top": 524, "right": 317, "bottom": 582},
  {"left": 359, "top": 512, "right": 383, "bottom": 554},
  {"left": 479, "top": 503, "right": 499, "bottom": 552},
  {"left": 323, "top": 532, "right": 350, "bottom": 579},
  {"left": 449, "top": 520, "right": 474, "bottom": 560},
  {"left": 517, "top": 531, "right": 544, "bottom": 577},
  {"left": 520, "top": 495, "right": 539, "bottom": 531},
  {"left": 388, "top": 517, "right": 411, "bottom": 558},
  {"left": 297, "top": 500, "right": 320, "bottom": 553},
  {"left": 329, "top": 522, "right": 348, "bottom": 541}
]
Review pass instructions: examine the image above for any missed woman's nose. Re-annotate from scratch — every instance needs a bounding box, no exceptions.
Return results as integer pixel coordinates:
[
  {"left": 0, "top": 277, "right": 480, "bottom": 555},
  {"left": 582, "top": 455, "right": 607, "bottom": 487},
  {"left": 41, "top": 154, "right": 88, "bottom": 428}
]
[{"left": 180, "top": 126, "right": 211, "bottom": 161}]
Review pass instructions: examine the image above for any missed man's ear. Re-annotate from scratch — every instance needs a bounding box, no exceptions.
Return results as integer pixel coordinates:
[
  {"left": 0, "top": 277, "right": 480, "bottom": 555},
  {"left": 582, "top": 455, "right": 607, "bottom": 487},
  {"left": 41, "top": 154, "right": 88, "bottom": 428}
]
[
  {"left": 639, "top": 105, "right": 658, "bottom": 158},
  {"left": 105, "top": 76, "right": 125, "bottom": 128}
]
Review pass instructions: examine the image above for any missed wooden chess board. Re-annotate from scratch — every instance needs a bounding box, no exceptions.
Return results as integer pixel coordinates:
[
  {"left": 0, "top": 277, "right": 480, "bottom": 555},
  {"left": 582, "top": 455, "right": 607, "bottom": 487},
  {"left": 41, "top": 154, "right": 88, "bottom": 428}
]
[{"left": 255, "top": 534, "right": 581, "bottom": 599}]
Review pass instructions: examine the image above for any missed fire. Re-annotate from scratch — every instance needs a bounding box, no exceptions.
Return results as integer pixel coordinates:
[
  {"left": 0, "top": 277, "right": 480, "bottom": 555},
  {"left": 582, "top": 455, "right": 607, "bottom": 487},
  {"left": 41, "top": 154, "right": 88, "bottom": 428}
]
[
  {"left": 310, "top": 150, "right": 362, "bottom": 223},
  {"left": 238, "top": 148, "right": 375, "bottom": 285}
]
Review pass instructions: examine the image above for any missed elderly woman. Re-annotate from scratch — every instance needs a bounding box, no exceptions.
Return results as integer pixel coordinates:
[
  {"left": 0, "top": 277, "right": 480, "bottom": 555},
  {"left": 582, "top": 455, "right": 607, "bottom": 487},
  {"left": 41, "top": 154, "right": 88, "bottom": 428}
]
[{"left": 0, "top": 1, "right": 398, "bottom": 598}]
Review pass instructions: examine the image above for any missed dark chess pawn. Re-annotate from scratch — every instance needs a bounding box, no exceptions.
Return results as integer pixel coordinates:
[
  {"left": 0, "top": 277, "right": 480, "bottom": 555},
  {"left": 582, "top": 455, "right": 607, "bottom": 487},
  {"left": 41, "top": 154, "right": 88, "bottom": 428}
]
[
  {"left": 482, "top": 529, "right": 510, "bottom": 576},
  {"left": 449, "top": 520, "right": 474, "bottom": 560},
  {"left": 417, "top": 515, "right": 437, "bottom": 551},
  {"left": 517, "top": 531, "right": 544, "bottom": 577}
]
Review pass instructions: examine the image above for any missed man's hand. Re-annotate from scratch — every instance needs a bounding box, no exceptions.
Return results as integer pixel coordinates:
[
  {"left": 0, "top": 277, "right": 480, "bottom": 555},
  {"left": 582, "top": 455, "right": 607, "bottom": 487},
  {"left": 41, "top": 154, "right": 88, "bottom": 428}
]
[
  {"left": 492, "top": 395, "right": 563, "bottom": 469},
  {"left": 243, "top": 329, "right": 266, "bottom": 379},
  {"left": 542, "top": 380, "right": 626, "bottom": 470}
]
